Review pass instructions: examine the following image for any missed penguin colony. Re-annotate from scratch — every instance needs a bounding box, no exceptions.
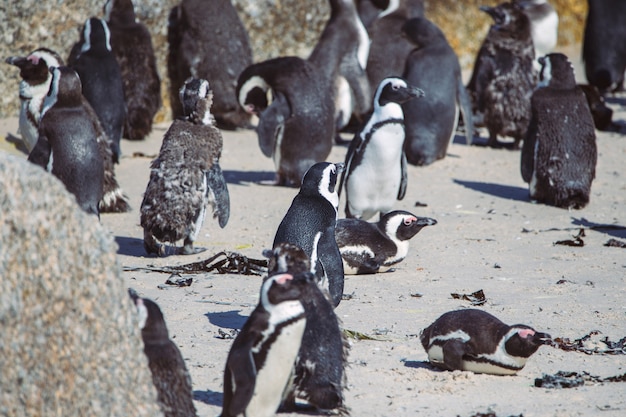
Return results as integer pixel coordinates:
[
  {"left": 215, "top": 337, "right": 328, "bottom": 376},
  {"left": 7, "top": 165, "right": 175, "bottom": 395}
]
[{"left": 4, "top": 0, "right": 622, "bottom": 415}]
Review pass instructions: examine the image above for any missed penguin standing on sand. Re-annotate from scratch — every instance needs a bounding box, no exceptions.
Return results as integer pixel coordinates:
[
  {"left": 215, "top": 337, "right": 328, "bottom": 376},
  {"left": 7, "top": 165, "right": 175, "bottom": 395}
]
[
  {"left": 104, "top": 0, "right": 161, "bottom": 140},
  {"left": 69, "top": 17, "right": 126, "bottom": 162},
  {"left": 5, "top": 47, "right": 131, "bottom": 213},
  {"left": 168, "top": 0, "right": 252, "bottom": 129},
  {"left": 514, "top": 0, "right": 559, "bottom": 70},
  {"left": 264, "top": 243, "right": 348, "bottom": 413},
  {"left": 128, "top": 289, "right": 197, "bottom": 417},
  {"left": 340, "top": 77, "right": 423, "bottom": 220},
  {"left": 335, "top": 210, "right": 437, "bottom": 274},
  {"left": 27, "top": 66, "right": 104, "bottom": 217},
  {"left": 466, "top": 1, "right": 535, "bottom": 148},
  {"left": 236, "top": 57, "right": 335, "bottom": 187},
  {"left": 140, "top": 78, "right": 230, "bottom": 256},
  {"left": 420, "top": 309, "right": 552, "bottom": 375},
  {"left": 521, "top": 53, "right": 597, "bottom": 210},
  {"left": 221, "top": 272, "right": 307, "bottom": 417},
  {"left": 273, "top": 162, "right": 345, "bottom": 307},
  {"left": 401, "top": 16, "right": 474, "bottom": 166}
]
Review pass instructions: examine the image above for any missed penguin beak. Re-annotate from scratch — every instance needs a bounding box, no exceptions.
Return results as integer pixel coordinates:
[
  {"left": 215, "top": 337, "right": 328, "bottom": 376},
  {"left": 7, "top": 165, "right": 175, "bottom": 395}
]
[
  {"left": 479, "top": 5, "right": 503, "bottom": 23},
  {"left": 409, "top": 86, "right": 425, "bottom": 99},
  {"left": 5, "top": 56, "right": 27, "bottom": 68},
  {"left": 334, "top": 162, "right": 345, "bottom": 173},
  {"left": 535, "top": 332, "right": 553, "bottom": 345}
]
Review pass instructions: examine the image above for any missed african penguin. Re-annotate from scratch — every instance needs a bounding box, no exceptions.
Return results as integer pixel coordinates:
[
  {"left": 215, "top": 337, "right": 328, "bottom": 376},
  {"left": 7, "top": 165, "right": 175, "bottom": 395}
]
[
  {"left": 466, "top": 1, "right": 536, "bottom": 149},
  {"left": 236, "top": 57, "right": 335, "bottom": 187},
  {"left": 401, "top": 16, "right": 474, "bottom": 166},
  {"left": 339, "top": 77, "right": 423, "bottom": 220},
  {"left": 272, "top": 162, "right": 345, "bottom": 307},
  {"left": 27, "top": 66, "right": 104, "bottom": 217},
  {"left": 264, "top": 243, "right": 348, "bottom": 413},
  {"left": 68, "top": 17, "right": 126, "bottom": 162},
  {"left": 582, "top": 0, "right": 626, "bottom": 93},
  {"left": 335, "top": 210, "right": 437, "bottom": 275},
  {"left": 128, "top": 289, "right": 197, "bottom": 417},
  {"left": 521, "top": 53, "right": 597, "bottom": 210},
  {"left": 140, "top": 78, "right": 230, "bottom": 256},
  {"left": 104, "top": 0, "right": 161, "bottom": 140},
  {"left": 5, "top": 47, "right": 131, "bottom": 213},
  {"left": 221, "top": 272, "right": 307, "bottom": 417},
  {"left": 514, "top": 0, "right": 559, "bottom": 70},
  {"left": 420, "top": 309, "right": 552, "bottom": 375},
  {"left": 168, "top": 0, "right": 252, "bottom": 129}
]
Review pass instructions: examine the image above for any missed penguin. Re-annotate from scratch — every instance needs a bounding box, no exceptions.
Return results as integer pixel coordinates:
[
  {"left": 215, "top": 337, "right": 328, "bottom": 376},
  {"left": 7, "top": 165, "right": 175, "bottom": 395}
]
[
  {"left": 466, "top": 1, "right": 536, "bottom": 149},
  {"left": 339, "top": 77, "right": 423, "bottom": 220},
  {"left": 363, "top": 0, "right": 425, "bottom": 94},
  {"left": 582, "top": 0, "right": 626, "bottom": 93},
  {"left": 27, "top": 66, "right": 104, "bottom": 217},
  {"left": 140, "top": 78, "right": 230, "bottom": 256},
  {"left": 420, "top": 309, "right": 552, "bottom": 375},
  {"left": 68, "top": 17, "right": 126, "bottom": 163},
  {"left": 514, "top": 0, "right": 559, "bottom": 70},
  {"left": 104, "top": 0, "right": 161, "bottom": 140},
  {"left": 578, "top": 83, "right": 615, "bottom": 132},
  {"left": 236, "top": 57, "right": 335, "bottom": 187},
  {"left": 272, "top": 162, "right": 345, "bottom": 307},
  {"left": 264, "top": 243, "right": 348, "bottom": 413},
  {"left": 335, "top": 210, "right": 437, "bottom": 275},
  {"left": 5, "top": 47, "right": 131, "bottom": 213},
  {"left": 221, "top": 272, "right": 307, "bottom": 417},
  {"left": 521, "top": 53, "right": 597, "bottom": 210},
  {"left": 168, "top": 0, "right": 252, "bottom": 129},
  {"left": 401, "top": 16, "right": 475, "bottom": 166},
  {"left": 128, "top": 289, "right": 197, "bottom": 417}
]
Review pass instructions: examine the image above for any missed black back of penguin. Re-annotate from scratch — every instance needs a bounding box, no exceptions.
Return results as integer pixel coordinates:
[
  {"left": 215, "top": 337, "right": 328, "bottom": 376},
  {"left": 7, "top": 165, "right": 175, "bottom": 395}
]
[
  {"left": 28, "top": 66, "right": 103, "bottom": 217},
  {"left": 69, "top": 17, "right": 126, "bottom": 163},
  {"left": 128, "top": 290, "right": 197, "bottom": 417},
  {"left": 105, "top": 0, "right": 161, "bottom": 140},
  {"left": 273, "top": 162, "right": 345, "bottom": 307},
  {"left": 521, "top": 53, "right": 597, "bottom": 210},
  {"left": 401, "top": 16, "right": 474, "bottom": 166}
]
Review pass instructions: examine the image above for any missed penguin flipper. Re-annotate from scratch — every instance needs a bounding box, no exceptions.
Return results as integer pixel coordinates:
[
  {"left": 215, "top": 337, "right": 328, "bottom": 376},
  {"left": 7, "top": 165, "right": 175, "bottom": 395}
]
[
  {"left": 206, "top": 161, "right": 230, "bottom": 228},
  {"left": 457, "top": 76, "right": 475, "bottom": 146},
  {"left": 397, "top": 152, "right": 408, "bottom": 200},
  {"left": 27, "top": 134, "right": 52, "bottom": 169},
  {"left": 256, "top": 93, "right": 290, "bottom": 158},
  {"left": 338, "top": 131, "right": 362, "bottom": 198},
  {"left": 441, "top": 339, "right": 468, "bottom": 371},
  {"left": 226, "top": 348, "right": 257, "bottom": 416},
  {"left": 521, "top": 103, "right": 538, "bottom": 184}
]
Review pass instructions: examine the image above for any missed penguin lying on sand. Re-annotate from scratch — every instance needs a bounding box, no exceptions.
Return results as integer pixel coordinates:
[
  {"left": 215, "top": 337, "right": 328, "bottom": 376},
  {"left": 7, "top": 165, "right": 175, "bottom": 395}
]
[
  {"left": 221, "top": 272, "right": 307, "bottom": 417},
  {"left": 420, "top": 309, "right": 552, "bottom": 375},
  {"left": 335, "top": 210, "right": 437, "bottom": 275},
  {"left": 264, "top": 243, "right": 348, "bottom": 414},
  {"left": 128, "top": 289, "right": 197, "bottom": 417},
  {"left": 140, "top": 78, "right": 230, "bottom": 256}
]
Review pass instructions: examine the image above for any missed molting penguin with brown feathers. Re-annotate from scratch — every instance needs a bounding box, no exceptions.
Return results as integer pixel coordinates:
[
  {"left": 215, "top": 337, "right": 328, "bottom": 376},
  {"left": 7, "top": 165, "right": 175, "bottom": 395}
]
[
  {"left": 128, "top": 289, "right": 197, "bottom": 417},
  {"left": 140, "top": 78, "right": 230, "bottom": 256},
  {"left": 104, "top": 0, "right": 161, "bottom": 140},
  {"left": 466, "top": 1, "right": 536, "bottom": 149}
]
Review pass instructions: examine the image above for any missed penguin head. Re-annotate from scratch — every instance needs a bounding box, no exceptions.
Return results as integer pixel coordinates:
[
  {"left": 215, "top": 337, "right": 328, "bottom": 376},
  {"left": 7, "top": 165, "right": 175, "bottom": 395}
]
[
  {"left": 504, "top": 325, "right": 552, "bottom": 358},
  {"left": 104, "top": 0, "right": 137, "bottom": 25},
  {"left": 375, "top": 77, "right": 424, "bottom": 108},
  {"left": 264, "top": 243, "right": 311, "bottom": 276},
  {"left": 5, "top": 48, "right": 63, "bottom": 88},
  {"left": 401, "top": 17, "right": 445, "bottom": 49},
  {"left": 380, "top": 210, "right": 438, "bottom": 241},
  {"left": 237, "top": 74, "right": 271, "bottom": 115},
  {"left": 41, "top": 66, "right": 83, "bottom": 117},
  {"left": 537, "top": 53, "right": 577, "bottom": 90},
  {"left": 128, "top": 288, "right": 170, "bottom": 344},
  {"left": 260, "top": 273, "right": 305, "bottom": 311},
  {"left": 79, "top": 18, "right": 112, "bottom": 54},
  {"left": 180, "top": 77, "right": 215, "bottom": 125},
  {"left": 300, "top": 162, "right": 344, "bottom": 210},
  {"left": 480, "top": 2, "right": 530, "bottom": 39}
]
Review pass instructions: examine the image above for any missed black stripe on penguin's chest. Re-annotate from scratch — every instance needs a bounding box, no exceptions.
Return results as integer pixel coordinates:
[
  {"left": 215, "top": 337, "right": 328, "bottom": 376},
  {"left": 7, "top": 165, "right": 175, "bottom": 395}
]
[
  {"left": 352, "top": 117, "right": 405, "bottom": 167},
  {"left": 253, "top": 314, "right": 306, "bottom": 370}
]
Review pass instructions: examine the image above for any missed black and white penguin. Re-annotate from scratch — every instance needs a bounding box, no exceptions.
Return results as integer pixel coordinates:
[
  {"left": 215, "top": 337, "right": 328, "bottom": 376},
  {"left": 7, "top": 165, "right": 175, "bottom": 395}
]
[
  {"left": 339, "top": 77, "right": 423, "bottom": 220},
  {"left": 128, "top": 289, "right": 197, "bottom": 417},
  {"left": 273, "top": 162, "right": 345, "bottom": 307},
  {"left": 5, "top": 47, "right": 131, "bottom": 213},
  {"left": 401, "top": 16, "right": 474, "bottom": 166},
  {"left": 221, "top": 272, "right": 307, "bottom": 417},
  {"left": 236, "top": 57, "right": 335, "bottom": 187},
  {"left": 104, "top": 0, "right": 161, "bottom": 140},
  {"left": 27, "top": 66, "right": 104, "bottom": 217},
  {"left": 521, "top": 53, "right": 597, "bottom": 210},
  {"left": 420, "top": 309, "right": 552, "bottom": 375},
  {"left": 68, "top": 17, "right": 126, "bottom": 162},
  {"left": 514, "top": 0, "right": 559, "bottom": 70},
  {"left": 168, "top": 0, "right": 252, "bottom": 129},
  {"left": 140, "top": 78, "right": 230, "bottom": 256},
  {"left": 264, "top": 243, "right": 348, "bottom": 413},
  {"left": 582, "top": 0, "right": 626, "bottom": 93},
  {"left": 335, "top": 210, "right": 437, "bottom": 274},
  {"left": 466, "top": 1, "right": 536, "bottom": 148}
]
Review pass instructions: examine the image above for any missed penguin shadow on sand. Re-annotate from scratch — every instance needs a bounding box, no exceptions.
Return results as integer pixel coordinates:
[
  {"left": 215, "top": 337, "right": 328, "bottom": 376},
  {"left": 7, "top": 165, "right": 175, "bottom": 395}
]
[
  {"left": 114, "top": 236, "right": 150, "bottom": 257},
  {"left": 401, "top": 359, "right": 444, "bottom": 372},
  {"left": 205, "top": 310, "right": 248, "bottom": 331},
  {"left": 222, "top": 169, "right": 277, "bottom": 186},
  {"left": 193, "top": 389, "right": 223, "bottom": 407},
  {"left": 4, "top": 133, "right": 29, "bottom": 154},
  {"left": 453, "top": 179, "right": 528, "bottom": 202},
  {"left": 571, "top": 217, "right": 626, "bottom": 240}
]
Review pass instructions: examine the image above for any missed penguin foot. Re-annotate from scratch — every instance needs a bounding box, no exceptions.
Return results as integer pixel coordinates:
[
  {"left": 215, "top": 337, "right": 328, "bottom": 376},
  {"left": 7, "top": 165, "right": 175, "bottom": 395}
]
[
  {"left": 143, "top": 238, "right": 165, "bottom": 257},
  {"left": 178, "top": 239, "right": 206, "bottom": 255}
]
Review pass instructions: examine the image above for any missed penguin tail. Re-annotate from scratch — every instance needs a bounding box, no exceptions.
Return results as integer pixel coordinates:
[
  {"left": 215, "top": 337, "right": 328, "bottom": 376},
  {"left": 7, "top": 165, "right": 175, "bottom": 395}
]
[{"left": 100, "top": 186, "right": 132, "bottom": 213}]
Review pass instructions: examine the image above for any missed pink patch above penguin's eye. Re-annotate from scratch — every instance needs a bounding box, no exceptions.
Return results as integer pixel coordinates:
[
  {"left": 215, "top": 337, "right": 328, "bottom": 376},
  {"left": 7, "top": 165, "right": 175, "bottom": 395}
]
[
  {"left": 274, "top": 273, "right": 294, "bottom": 284},
  {"left": 518, "top": 329, "right": 535, "bottom": 338},
  {"left": 403, "top": 216, "right": 416, "bottom": 226},
  {"left": 27, "top": 55, "right": 40, "bottom": 65}
]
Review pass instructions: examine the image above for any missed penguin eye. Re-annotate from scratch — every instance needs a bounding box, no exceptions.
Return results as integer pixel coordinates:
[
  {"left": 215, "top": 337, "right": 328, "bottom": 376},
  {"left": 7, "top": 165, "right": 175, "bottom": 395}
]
[
  {"left": 403, "top": 218, "right": 414, "bottom": 226},
  {"left": 392, "top": 84, "right": 400, "bottom": 91}
]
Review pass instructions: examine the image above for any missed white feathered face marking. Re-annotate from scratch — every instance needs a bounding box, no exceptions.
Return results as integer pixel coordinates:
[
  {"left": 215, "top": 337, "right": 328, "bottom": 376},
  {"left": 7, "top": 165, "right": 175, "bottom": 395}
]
[
  {"left": 318, "top": 163, "right": 341, "bottom": 211},
  {"left": 238, "top": 75, "right": 270, "bottom": 114},
  {"left": 537, "top": 55, "right": 552, "bottom": 89},
  {"left": 41, "top": 67, "right": 61, "bottom": 118}
]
